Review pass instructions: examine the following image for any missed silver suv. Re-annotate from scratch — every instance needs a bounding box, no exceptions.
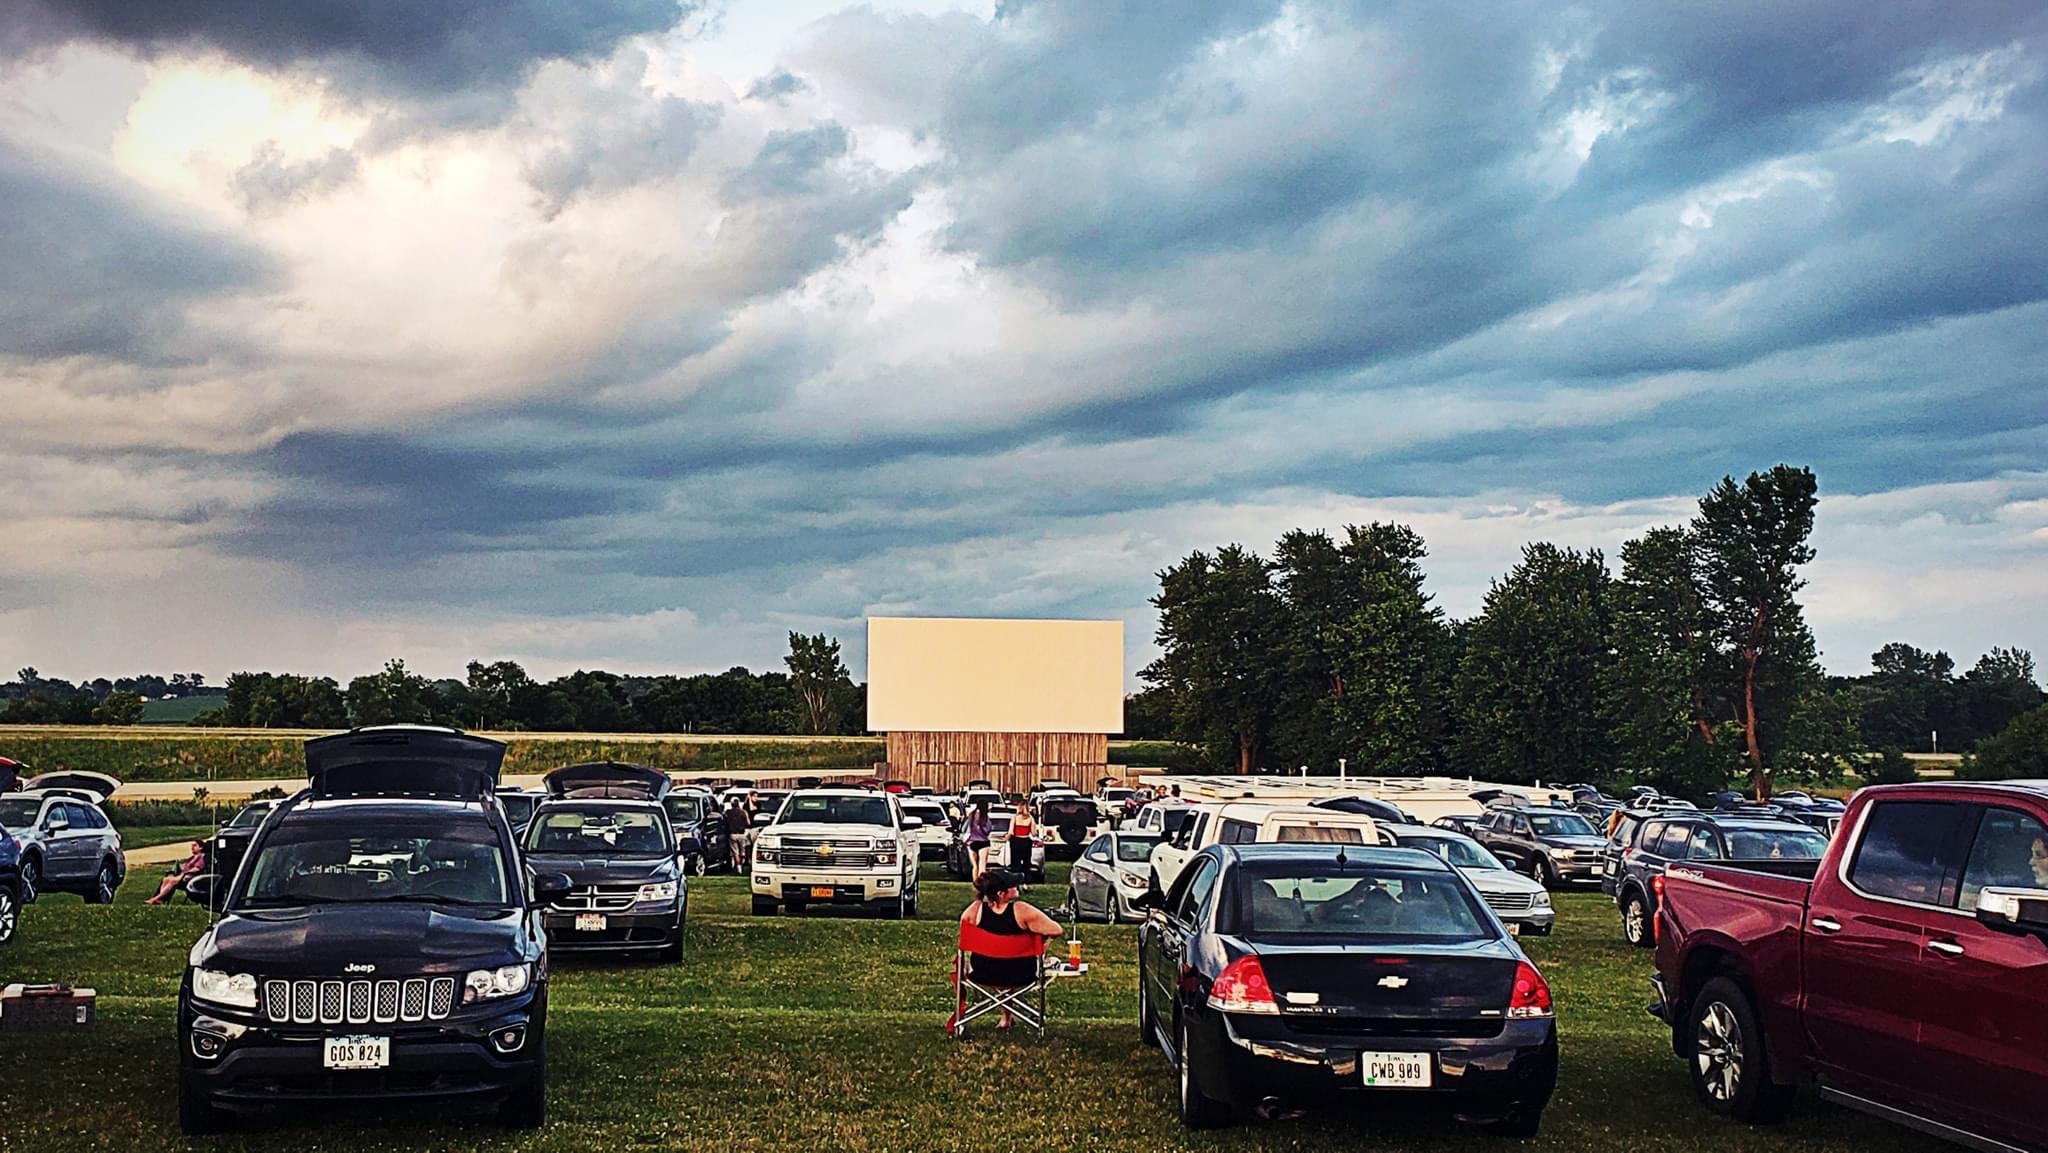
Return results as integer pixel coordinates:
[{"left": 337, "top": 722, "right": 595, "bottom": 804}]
[{"left": 0, "top": 773, "right": 127, "bottom": 904}]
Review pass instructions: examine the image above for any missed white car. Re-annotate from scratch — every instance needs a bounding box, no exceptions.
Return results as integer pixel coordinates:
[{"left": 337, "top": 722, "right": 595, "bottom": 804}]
[
  {"left": 1066, "top": 830, "right": 1161, "bottom": 922},
  {"left": 749, "top": 789, "right": 922, "bottom": 918},
  {"left": 1382, "top": 825, "right": 1554, "bottom": 935},
  {"left": 896, "top": 797, "right": 954, "bottom": 860},
  {"left": 1147, "top": 802, "right": 1379, "bottom": 894}
]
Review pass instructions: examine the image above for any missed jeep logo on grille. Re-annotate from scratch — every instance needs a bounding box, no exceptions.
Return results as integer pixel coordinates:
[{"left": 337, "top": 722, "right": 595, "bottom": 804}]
[{"left": 343, "top": 963, "right": 377, "bottom": 974}]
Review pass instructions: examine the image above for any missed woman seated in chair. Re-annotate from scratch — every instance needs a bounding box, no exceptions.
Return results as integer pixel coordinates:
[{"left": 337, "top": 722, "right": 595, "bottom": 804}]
[{"left": 961, "top": 868, "right": 1064, "bottom": 1028}]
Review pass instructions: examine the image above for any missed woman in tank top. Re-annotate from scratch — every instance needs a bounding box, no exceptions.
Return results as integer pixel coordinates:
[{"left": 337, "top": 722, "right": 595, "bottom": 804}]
[{"left": 960, "top": 868, "right": 1064, "bottom": 1027}]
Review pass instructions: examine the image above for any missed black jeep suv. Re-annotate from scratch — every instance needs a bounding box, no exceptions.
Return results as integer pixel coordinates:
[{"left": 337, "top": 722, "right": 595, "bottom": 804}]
[{"left": 177, "top": 726, "right": 572, "bottom": 1134}]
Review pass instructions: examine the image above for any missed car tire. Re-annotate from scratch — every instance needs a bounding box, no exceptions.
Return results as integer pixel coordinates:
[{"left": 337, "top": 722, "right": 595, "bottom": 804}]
[
  {"left": 786, "top": 898, "right": 809, "bottom": 916},
  {"left": 658, "top": 928, "right": 684, "bottom": 963},
  {"left": 879, "top": 897, "right": 905, "bottom": 919},
  {"left": 496, "top": 1051, "right": 547, "bottom": 1130},
  {"left": 1176, "top": 1016, "right": 1231, "bottom": 1129},
  {"left": 1066, "top": 885, "right": 1085, "bottom": 920},
  {"left": 1536, "top": 858, "right": 1560, "bottom": 889},
  {"left": 1622, "top": 890, "right": 1653, "bottom": 949},
  {"left": 688, "top": 854, "right": 707, "bottom": 877},
  {"left": 18, "top": 854, "right": 39, "bottom": 904},
  {"left": 178, "top": 1079, "right": 232, "bottom": 1135},
  {"left": 1688, "top": 976, "right": 1794, "bottom": 1123},
  {"left": 88, "top": 861, "right": 117, "bottom": 905},
  {"left": 0, "top": 885, "right": 17, "bottom": 945},
  {"left": 750, "top": 896, "right": 779, "bottom": 916}
]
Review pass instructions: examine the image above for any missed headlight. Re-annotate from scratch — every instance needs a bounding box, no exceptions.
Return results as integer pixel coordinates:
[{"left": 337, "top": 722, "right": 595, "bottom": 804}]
[
  {"left": 191, "top": 968, "right": 257, "bottom": 1009},
  {"left": 1546, "top": 846, "right": 1573, "bottom": 858},
  {"left": 463, "top": 964, "right": 532, "bottom": 1004},
  {"left": 1119, "top": 872, "right": 1147, "bottom": 889},
  {"left": 755, "top": 836, "right": 780, "bottom": 850},
  {"left": 637, "top": 881, "right": 679, "bottom": 903},
  {"left": 875, "top": 851, "right": 898, "bottom": 866},
  {"left": 754, "top": 849, "right": 778, "bottom": 864},
  {"left": 1533, "top": 890, "right": 1552, "bottom": 907}
]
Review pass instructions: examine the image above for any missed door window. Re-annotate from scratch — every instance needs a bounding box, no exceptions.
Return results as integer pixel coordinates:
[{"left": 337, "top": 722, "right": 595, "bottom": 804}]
[
  {"left": 1957, "top": 808, "right": 2048, "bottom": 909},
  {"left": 1219, "top": 818, "right": 1258, "bottom": 845},
  {"left": 1688, "top": 825, "right": 1722, "bottom": 860},
  {"left": 1085, "top": 835, "right": 1112, "bottom": 862},
  {"left": 1639, "top": 821, "right": 1666, "bottom": 856},
  {"left": 1173, "top": 858, "right": 1219, "bottom": 924},
  {"left": 1848, "top": 801, "right": 1976, "bottom": 908}
]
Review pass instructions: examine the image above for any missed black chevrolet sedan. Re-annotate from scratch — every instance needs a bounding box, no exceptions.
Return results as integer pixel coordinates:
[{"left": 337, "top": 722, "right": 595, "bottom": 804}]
[{"left": 1136, "top": 843, "right": 1558, "bottom": 1135}]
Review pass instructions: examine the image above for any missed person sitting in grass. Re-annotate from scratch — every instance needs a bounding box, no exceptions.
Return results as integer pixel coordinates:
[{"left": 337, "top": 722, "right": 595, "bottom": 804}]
[
  {"left": 146, "top": 841, "right": 208, "bottom": 905},
  {"left": 961, "top": 868, "right": 1064, "bottom": 1029}
]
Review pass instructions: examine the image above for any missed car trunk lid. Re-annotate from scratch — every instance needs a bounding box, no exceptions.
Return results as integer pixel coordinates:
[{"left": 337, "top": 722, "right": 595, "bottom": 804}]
[
  {"left": 1250, "top": 939, "right": 1523, "bottom": 1022},
  {"left": 304, "top": 727, "right": 506, "bottom": 799}
]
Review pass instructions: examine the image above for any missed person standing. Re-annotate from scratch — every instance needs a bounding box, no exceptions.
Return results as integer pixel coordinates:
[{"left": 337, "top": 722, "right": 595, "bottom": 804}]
[
  {"left": 723, "top": 796, "right": 754, "bottom": 873},
  {"left": 964, "top": 799, "right": 994, "bottom": 878},
  {"left": 1009, "top": 804, "right": 1035, "bottom": 874}
]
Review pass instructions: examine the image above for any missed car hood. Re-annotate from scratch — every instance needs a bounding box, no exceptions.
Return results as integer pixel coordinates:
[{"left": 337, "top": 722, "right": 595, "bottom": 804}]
[
  {"left": 200, "top": 903, "right": 526, "bottom": 972},
  {"left": 1549, "top": 835, "right": 1607, "bottom": 850},
  {"left": 305, "top": 728, "right": 506, "bottom": 799},
  {"left": 521, "top": 854, "right": 678, "bottom": 885},
  {"left": 762, "top": 822, "right": 894, "bottom": 840},
  {"left": 1461, "top": 868, "right": 1546, "bottom": 895}
]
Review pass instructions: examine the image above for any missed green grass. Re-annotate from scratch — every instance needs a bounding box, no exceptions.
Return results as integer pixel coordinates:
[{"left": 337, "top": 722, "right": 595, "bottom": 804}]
[{"left": 0, "top": 863, "right": 1943, "bottom": 1152}]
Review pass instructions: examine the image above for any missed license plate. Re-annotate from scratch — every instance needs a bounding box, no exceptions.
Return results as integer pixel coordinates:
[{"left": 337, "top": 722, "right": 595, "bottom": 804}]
[
  {"left": 1507, "top": 921, "right": 1521, "bottom": 936},
  {"left": 1361, "top": 1051, "right": 1432, "bottom": 1088},
  {"left": 809, "top": 886, "right": 835, "bottom": 899},
  {"left": 1592, "top": 861, "right": 1606, "bottom": 875},
  {"left": 574, "top": 913, "right": 607, "bottom": 932},
  {"left": 322, "top": 1035, "right": 390, "bottom": 1071}
]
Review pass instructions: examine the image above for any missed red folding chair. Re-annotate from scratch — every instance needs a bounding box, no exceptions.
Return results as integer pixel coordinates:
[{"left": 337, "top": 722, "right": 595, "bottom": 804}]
[{"left": 947, "top": 922, "right": 1084, "bottom": 1038}]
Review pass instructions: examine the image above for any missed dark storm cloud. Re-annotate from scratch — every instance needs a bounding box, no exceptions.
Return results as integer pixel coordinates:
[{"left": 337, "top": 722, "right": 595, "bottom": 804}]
[
  {"left": 1, "top": 0, "right": 693, "bottom": 96},
  {"left": 723, "top": 123, "right": 851, "bottom": 201},
  {"left": 0, "top": 140, "right": 274, "bottom": 362}
]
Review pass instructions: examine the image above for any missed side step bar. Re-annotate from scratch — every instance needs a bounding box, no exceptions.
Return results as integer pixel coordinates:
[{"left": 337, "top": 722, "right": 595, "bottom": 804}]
[{"left": 1816, "top": 1084, "right": 2038, "bottom": 1153}]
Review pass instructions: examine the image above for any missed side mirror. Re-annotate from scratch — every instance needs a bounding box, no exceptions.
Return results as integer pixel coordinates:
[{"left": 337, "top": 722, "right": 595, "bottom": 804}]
[
  {"left": 185, "top": 874, "right": 217, "bottom": 908},
  {"left": 531, "top": 871, "right": 574, "bottom": 905},
  {"left": 751, "top": 812, "right": 773, "bottom": 828},
  {"left": 902, "top": 816, "right": 923, "bottom": 830},
  {"left": 1975, "top": 887, "right": 2048, "bottom": 936},
  {"left": 1088, "top": 851, "right": 1111, "bottom": 863}
]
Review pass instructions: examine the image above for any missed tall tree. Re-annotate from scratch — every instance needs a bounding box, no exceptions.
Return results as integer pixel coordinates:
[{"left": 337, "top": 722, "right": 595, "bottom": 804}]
[
  {"left": 1453, "top": 543, "right": 1614, "bottom": 785},
  {"left": 459, "top": 660, "right": 535, "bottom": 730},
  {"left": 346, "top": 659, "right": 440, "bottom": 727},
  {"left": 784, "top": 633, "right": 853, "bottom": 736},
  {"left": 1690, "top": 465, "right": 1829, "bottom": 798},
  {"left": 1959, "top": 647, "right": 2044, "bottom": 747},
  {"left": 1963, "top": 703, "right": 2048, "bottom": 780},
  {"left": 1601, "top": 526, "right": 1738, "bottom": 798},
  {"left": 1142, "top": 545, "right": 1287, "bottom": 773},
  {"left": 1857, "top": 642, "right": 1958, "bottom": 751}
]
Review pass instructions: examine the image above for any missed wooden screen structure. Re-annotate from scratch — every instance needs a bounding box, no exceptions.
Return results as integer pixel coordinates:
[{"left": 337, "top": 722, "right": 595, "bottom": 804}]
[{"left": 883, "top": 731, "right": 1110, "bottom": 794}]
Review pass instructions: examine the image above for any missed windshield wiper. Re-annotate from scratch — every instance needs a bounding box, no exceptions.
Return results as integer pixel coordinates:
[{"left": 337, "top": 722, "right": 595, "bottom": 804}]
[{"left": 353, "top": 893, "right": 500, "bottom": 907}]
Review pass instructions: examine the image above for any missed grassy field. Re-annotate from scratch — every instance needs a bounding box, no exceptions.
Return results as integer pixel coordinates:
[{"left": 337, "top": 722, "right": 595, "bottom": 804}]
[
  {"left": 0, "top": 864, "right": 1943, "bottom": 1153},
  {"left": 140, "top": 697, "right": 227, "bottom": 725}
]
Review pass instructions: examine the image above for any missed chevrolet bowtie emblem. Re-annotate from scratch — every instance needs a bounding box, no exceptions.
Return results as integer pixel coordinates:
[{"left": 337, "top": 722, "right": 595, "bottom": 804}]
[
  {"left": 1378, "top": 975, "right": 1409, "bottom": 989},
  {"left": 817, "top": 845, "right": 834, "bottom": 855}
]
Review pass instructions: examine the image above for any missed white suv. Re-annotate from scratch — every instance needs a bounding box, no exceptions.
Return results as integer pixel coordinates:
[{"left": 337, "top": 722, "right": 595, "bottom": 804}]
[
  {"left": 1146, "top": 802, "right": 1379, "bottom": 893},
  {"left": 749, "top": 790, "right": 922, "bottom": 918}
]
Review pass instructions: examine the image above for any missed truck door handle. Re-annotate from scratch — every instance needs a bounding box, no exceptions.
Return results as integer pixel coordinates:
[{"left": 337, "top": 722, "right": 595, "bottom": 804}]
[
  {"left": 1928, "top": 940, "right": 1965, "bottom": 957},
  {"left": 1810, "top": 917, "right": 1842, "bottom": 933}
]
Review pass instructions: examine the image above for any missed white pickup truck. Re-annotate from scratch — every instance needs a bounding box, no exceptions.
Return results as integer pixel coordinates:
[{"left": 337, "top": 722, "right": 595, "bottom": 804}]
[
  {"left": 1146, "top": 802, "right": 1380, "bottom": 893},
  {"left": 749, "top": 789, "right": 923, "bottom": 918}
]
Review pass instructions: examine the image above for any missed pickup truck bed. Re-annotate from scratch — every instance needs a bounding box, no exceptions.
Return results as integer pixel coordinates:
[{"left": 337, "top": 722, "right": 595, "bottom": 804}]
[{"left": 1653, "top": 783, "right": 2048, "bottom": 1153}]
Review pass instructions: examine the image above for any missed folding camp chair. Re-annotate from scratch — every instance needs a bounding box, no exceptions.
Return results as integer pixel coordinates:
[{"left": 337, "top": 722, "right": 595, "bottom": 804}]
[{"left": 947, "top": 922, "right": 1086, "bottom": 1039}]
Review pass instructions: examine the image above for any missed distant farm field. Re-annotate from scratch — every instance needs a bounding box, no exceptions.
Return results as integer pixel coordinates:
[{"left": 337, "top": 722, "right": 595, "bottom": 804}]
[
  {"left": 0, "top": 726, "right": 1200, "bottom": 784},
  {"left": 138, "top": 696, "right": 223, "bottom": 724}
]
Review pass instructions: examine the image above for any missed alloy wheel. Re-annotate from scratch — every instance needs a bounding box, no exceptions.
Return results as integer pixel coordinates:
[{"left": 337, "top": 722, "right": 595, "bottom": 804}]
[
  {"left": 0, "top": 889, "right": 16, "bottom": 944},
  {"left": 1625, "top": 899, "right": 1647, "bottom": 944},
  {"left": 19, "top": 856, "right": 38, "bottom": 902},
  {"left": 96, "top": 865, "right": 116, "bottom": 904},
  {"left": 1695, "top": 1000, "right": 1745, "bottom": 1103}
]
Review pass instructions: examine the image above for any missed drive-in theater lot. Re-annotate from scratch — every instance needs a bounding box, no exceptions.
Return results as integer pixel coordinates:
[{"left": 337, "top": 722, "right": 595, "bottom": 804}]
[{"left": 4, "top": 864, "right": 1943, "bottom": 1153}]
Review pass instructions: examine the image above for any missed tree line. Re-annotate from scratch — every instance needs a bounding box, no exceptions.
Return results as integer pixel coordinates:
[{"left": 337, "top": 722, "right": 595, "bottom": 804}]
[
  {"left": 1130, "top": 465, "right": 2047, "bottom": 797},
  {"left": 0, "top": 633, "right": 866, "bottom": 737}
]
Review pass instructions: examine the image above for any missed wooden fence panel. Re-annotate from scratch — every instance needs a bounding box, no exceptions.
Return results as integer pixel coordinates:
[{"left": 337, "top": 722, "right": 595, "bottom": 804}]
[{"left": 882, "top": 731, "right": 1111, "bottom": 794}]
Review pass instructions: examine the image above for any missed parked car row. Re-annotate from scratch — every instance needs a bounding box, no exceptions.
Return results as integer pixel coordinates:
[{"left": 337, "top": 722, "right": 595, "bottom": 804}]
[{"left": 0, "top": 770, "right": 129, "bottom": 945}]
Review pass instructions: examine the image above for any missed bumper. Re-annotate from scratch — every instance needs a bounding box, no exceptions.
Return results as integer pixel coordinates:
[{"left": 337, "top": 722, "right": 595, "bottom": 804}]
[
  {"left": 180, "top": 1000, "right": 542, "bottom": 1109},
  {"left": 1500, "top": 908, "right": 1556, "bottom": 935},
  {"left": 1206, "top": 1015, "right": 1558, "bottom": 1116},
  {"left": 1647, "top": 974, "right": 1670, "bottom": 1023},
  {"left": 1547, "top": 859, "right": 1603, "bottom": 884},
  {"left": 540, "top": 906, "right": 683, "bottom": 952},
  {"left": 752, "top": 870, "right": 901, "bottom": 903}
]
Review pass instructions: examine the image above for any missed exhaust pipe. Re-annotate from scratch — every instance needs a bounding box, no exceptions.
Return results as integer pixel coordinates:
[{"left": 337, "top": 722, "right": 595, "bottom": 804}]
[{"left": 1254, "top": 1097, "right": 1303, "bottom": 1121}]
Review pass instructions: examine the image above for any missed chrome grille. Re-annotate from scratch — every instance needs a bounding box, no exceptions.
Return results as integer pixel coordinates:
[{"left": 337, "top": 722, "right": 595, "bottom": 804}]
[
  {"left": 555, "top": 883, "right": 641, "bottom": 912},
  {"left": 260, "top": 976, "right": 458, "bottom": 1025},
  {"left": 779, "top": 838, "right": 875, "bottom": 870},
  {"left": 1483, "top": 892, "right": 1535, "bottom": 912}
]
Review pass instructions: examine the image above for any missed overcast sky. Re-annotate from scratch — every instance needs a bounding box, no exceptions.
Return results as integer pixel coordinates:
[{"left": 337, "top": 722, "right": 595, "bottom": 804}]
[{"left": 3, "top": 0, "right": 2044, "bottom": 688}]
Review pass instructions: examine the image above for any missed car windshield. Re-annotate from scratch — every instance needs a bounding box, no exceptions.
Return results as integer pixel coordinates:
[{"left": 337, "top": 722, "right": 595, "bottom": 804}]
[
  {"left": 239, "top": 823, "right": 511, "bottom": 907},
  {"left": 0, "top": 800, "right": 41, "bottom": 828},
  {"left": 665, "top": 795, "right": 705, "bottom": 825},
  {"left": 1236, "top": 862, "right": 1491, "bottom": 943},
  {"left": 227, "top": 803, "right": 274, "bottom": 829},
  {"left": 1116, "top": 838, "right": 1159, "bottom": 862},
  {"left": 1724, "top": 827, "right": 1830, "bottom": 860},
  {"left": 1398, "top": 834, "right": 1504, "bottom": 871},
  {"left": 527, "top": 807, "right": 671, "bottom": 857},
  {"left": 777, "top": 795, "right": 892, "bottom": 826},
  {"left": 1528, "top": 812, "right": 1596, "bottom": 837}
]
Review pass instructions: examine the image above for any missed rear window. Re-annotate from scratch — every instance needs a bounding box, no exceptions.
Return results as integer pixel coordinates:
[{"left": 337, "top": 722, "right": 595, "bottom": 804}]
[
  {"left": 1234, "top": 862, "right": 1490, "bottom": 943},
  {"left": 1723, "top": 827, "right": 1829, "bottom": 860},
  {"left": 1041, "top": 800, "right": 1098, "bottom": 824},
  {"left": 1273, "top": 824, "right": 1366, "bottom": 844}
]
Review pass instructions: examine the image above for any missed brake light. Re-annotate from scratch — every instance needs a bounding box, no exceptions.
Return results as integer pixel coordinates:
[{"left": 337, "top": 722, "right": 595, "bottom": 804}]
[
  {"left": 1651, "top": 874, "right": 1665, "bottom": 897},
  {"left": 1508, "top": 961, "right": 1553, "bottom": 1018},
  {"left": 1208, "top": 955, "right": 1280, "bottom": 1015}
]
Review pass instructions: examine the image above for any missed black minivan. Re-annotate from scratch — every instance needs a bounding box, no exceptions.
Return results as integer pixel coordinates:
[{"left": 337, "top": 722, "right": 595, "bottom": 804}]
[{"left": 177, "top": 726, "right": 571, "bottom": 1133}]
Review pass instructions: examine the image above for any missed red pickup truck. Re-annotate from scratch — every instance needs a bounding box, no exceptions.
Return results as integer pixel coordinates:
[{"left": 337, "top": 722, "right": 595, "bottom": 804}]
[{"left": 1652, "top": 781, "right": 2048, "bottom": 1152}]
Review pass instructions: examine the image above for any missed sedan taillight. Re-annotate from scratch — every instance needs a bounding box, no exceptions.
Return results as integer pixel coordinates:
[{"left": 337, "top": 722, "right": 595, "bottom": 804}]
[
  {"left": 1508, "top": 961, "right": 1553, "bottom": 1018},
  {"left": 1208, "top": 955, "right": 1280, "bottom": 1015}
]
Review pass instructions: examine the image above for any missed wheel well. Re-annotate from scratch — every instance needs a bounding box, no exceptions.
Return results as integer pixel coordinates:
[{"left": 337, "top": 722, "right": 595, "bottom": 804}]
[{"left": 1677, "top": 946, "right": 1752, "bottom": 1053}]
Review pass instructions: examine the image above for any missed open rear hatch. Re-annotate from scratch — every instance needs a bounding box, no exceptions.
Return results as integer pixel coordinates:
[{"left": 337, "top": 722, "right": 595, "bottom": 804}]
[
  {"left": 305, "top": 727, "right": 506, "bottom": 799},
  {"left": 543, "top": 761, "right": 671, "bottom": 801},
  {"left": 23, "top": 770, "right": 121, "bottom": 802}
]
